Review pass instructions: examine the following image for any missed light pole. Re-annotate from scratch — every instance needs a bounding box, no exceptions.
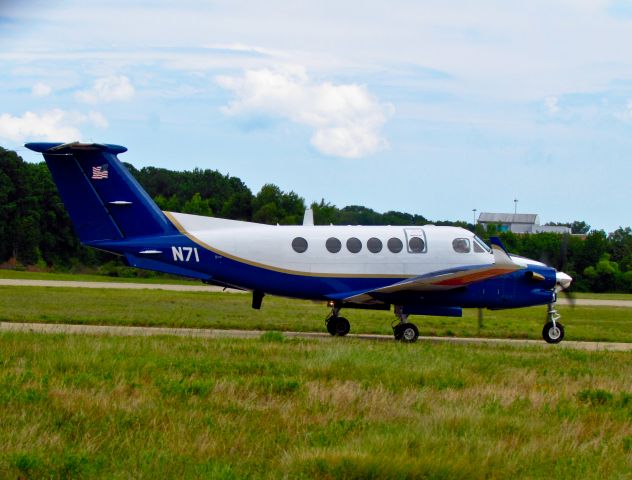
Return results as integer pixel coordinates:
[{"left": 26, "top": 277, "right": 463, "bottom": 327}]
[
  {"left": 472, "top": 208, "right": 477, "bottom": 226},
  {"left": 514, "top": 198, "right": 518, "bottom": 214}
]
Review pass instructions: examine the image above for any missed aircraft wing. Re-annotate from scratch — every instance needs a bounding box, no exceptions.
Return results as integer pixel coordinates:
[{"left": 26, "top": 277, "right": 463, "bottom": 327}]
[{"left": 343, "top": 243, "right": 524, "bottom": 305}]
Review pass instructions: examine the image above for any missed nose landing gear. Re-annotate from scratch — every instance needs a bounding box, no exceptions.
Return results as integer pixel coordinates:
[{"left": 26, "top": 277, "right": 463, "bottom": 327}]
[{"left": 542, "top": 303, "right": 565, "bottom": 344}]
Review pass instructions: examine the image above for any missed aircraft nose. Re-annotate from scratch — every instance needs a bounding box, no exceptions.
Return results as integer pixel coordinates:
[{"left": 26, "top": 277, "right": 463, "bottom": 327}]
[{"left": 556, "top": 271, "right": 572, "bottom": 290}]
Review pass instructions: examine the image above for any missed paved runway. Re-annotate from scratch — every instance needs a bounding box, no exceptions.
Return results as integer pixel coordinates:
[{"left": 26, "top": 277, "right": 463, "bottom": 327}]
[
  {"left": 0, "top": 278, "right": 242, "bottom": 293},
  {"left": 1, "top": 321, "right": 631, "bottom": 352},
  {"left": 1, "top": 279, "right": 631, "bottom": 307}
]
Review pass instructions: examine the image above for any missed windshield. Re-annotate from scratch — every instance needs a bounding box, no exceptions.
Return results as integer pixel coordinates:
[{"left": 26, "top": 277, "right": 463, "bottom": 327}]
[{"left": 473, "top": 235, "right": 492, "bottom": 253}]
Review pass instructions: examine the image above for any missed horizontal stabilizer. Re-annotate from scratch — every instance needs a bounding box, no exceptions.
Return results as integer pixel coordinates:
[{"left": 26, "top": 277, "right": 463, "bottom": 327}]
[{"left": 25, "top": 142, "right": 127, "bottom": 155}]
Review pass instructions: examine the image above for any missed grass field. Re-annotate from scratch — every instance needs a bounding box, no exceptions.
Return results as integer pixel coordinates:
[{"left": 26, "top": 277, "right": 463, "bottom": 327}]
[
  {"left": 3, "top": 269, "right": 632, "bottom": 300},
  {"left": 1, "top": 332, "right": 631, "bottom": 479},
  {"left": 1, "top": 285, "right": 632, "bottom": 343},
  {"left": 0, "top": 268, "right": 195, "bottom": 285}
]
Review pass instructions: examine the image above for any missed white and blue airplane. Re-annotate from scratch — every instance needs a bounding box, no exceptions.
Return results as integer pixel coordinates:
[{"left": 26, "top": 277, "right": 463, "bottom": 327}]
[{"left": 26, "top": 142, "right": 572, "bottom": 343}]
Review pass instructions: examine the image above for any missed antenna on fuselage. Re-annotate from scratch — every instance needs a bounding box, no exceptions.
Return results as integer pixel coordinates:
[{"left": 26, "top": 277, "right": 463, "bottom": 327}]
[{"left": 303, "top": 208, "right": 314, "bottom": 226}]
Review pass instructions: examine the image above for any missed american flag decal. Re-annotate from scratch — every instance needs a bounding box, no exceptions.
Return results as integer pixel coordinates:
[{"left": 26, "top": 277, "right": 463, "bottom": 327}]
[{"left": 91, "top": 164, "right": 109, "bottom": 180}]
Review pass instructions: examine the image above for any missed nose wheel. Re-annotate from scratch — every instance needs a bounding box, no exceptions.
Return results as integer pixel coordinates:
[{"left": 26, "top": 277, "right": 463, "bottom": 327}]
[{"left": 542, "top": 304, "right": 565, "bottom": 344}]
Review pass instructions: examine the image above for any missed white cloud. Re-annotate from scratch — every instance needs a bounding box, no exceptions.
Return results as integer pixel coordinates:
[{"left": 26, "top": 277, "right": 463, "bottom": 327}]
[
  {"left": 217, "top": 66, "right": 393, "bottom": 158},
  {"left": 544, "top": 96, "right": 559, "bottom": 114},
  {"left": 75, "top": 75, "right": 135, "bottom": 104},
  {"left": 0, "top": 109, "right": 108, "bottom": 142},
  {"left": 32, "top": 82, "right": 52, "bottom": 97}
]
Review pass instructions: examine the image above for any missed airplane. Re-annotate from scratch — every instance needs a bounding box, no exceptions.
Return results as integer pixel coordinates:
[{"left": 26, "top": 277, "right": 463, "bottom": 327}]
[{"left": 25, "top": 141, "right": 573, "bottom": 344}]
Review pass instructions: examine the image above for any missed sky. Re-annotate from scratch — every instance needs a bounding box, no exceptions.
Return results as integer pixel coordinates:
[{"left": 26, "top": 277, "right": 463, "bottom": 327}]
[{"left": 1, "top": 0, "right": 631, "bottom": 232}]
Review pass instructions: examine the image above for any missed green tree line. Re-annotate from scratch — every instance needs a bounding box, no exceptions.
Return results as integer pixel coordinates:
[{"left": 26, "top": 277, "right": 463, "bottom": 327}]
[{"left": 2, "top": 146, "right": 632, "bottom": 292}]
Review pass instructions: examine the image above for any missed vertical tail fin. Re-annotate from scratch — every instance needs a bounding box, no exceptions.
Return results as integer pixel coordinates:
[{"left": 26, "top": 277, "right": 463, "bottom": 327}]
[{"left": 25, "top": 142, "right": 176, "bottom": 242}]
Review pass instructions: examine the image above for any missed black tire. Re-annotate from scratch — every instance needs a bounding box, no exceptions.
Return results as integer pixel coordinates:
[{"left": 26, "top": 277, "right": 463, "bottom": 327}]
[
  {"left": 395, "top": 323, "right": 419, "bottom": 343},
  {"left": 327, "top": 317, "right": 350, "bottom": 336},
  {"left": 326, "top": 318, "right": 337, "bottom": 336},
  {"left": 393, "top": 324, "right": 403, "bottom": 340},
  {"left": 335, "top": 317, "right": 350, "bottom": 336},
  {"left": 542, "top": 321, "right": 564, "bottom": 344}
]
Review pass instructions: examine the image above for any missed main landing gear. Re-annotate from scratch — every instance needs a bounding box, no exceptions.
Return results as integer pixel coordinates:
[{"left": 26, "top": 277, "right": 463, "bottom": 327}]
[
  {"left": 325, "top": 306, "right": 351, "bottom": 337},
  {"left": 542, "top": 303, "right": 565, "bottom": 344},
  {"left": 325, "top": 303, "right": 419, "bottom": 343},
  {"left": 392, "top": 306, "right": 419, "bottom": 343}
]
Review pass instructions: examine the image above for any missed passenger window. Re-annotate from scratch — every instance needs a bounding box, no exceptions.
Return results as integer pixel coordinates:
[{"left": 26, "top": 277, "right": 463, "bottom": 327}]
[
  {"left": 367, "top": 237, "right": 382, "bottom": 253},
  {"left": 387, "top": 237, "right": 403, "bottom": 253},
  {"left": 404, "top": 228, "right": 427, "bottom": 253},
  {"left": 292, "top": 237, "right": 308, "bottom": 253},
  {"left": 326, "top": 237, "right": 341, "bottom": 253},
  {"left": 452, "top": 238, "right": 471, "bottom": 253},
  {"left": 408, "top": 237, "right": 425, "bottom": 253},
  {"left": 346, "top": 237, "right": 362, "bottom": 253}
]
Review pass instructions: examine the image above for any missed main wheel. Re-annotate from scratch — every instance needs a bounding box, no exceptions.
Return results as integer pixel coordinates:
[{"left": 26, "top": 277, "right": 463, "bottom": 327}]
[
  {"left": 394, "top": 322, "right": 419, "bottom": 343},
  {"left": 542, "top": 321, "right": 564, "bottom": 344},
  {"left": 327, "top": 317, "right": 350, "bottom": 336},
  {"left": 326, "top": 317, "right": 337, "bottom": 336},
  {"left": 335, "top": 317, "right": 350, "bottom": 336}
]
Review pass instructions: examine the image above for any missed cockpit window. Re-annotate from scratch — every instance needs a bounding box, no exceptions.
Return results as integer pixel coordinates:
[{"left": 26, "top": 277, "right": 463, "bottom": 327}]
[
  {"left": 452, "top": 238, "right": 471, "bottom": 253},
  {"left": 473, "top": 236, "right": 492, "bottom": 253}
]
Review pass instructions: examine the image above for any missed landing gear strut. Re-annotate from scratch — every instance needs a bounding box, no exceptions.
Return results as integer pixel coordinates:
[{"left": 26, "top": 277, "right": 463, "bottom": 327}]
[
  {"left": 392, "top": 306, "right": 419, "bottom": 343},
  {"left": 542, "top": 303, "right": 565, "bottom": 344},
  {"left": 325, "top": 305, "right": 350, "bottom": 337}
]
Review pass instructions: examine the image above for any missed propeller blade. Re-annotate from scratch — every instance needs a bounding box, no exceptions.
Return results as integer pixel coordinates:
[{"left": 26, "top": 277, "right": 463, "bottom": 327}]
[{"left": 556, "top": 289, "right": 576, "bottom": 308}]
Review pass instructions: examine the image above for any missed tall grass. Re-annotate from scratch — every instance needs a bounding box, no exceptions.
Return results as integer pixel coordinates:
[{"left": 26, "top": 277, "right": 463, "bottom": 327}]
[{"left": 1, "top": 332, "right": 630, "bottom": 478}]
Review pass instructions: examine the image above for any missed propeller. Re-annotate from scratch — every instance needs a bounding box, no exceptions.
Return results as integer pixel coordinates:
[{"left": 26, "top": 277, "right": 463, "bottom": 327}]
[
  {"left": 555, "top": 234, "right": 575, "bottom": 307},
  {"left": 538, "top": 234, "right": 575, "bottom": 307}
]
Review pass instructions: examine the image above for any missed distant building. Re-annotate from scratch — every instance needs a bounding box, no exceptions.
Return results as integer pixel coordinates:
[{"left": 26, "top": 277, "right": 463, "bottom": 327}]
[{"left": 477, "top": 212, "right": 571, "bottom": 234}]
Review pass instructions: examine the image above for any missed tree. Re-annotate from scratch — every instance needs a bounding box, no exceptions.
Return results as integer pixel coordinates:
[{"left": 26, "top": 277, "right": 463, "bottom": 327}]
[
  {"left": 252, "top": 184, "right": 305, "bottom": 225},
  {"left": 220, "top": 190, "right": 253, "bottom": 221},
  {"left": 608, "top": 227, "right": 632, "bottom": 270},
  {"left": 583, "top": 254, "right": 620, "bottom": 292},
  {"left": 181, "top": 193, "right": 213, "bottom": 216},
  {"left": 571, "top": 220, "right": 590, "bottom": 235},
  {"left": 311, "top": 199, "right": 339, "bottom": 225}
]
